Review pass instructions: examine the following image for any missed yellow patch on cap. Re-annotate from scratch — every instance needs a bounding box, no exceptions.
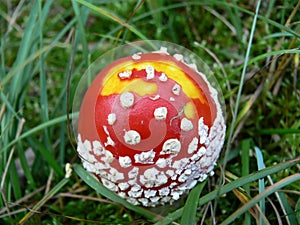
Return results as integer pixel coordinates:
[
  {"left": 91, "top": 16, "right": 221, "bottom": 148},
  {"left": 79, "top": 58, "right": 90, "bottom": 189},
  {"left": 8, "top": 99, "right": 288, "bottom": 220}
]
[
  {"left": 100, "top": 60, "right": 207, "bottom": 105},
  {"left": 184, "top": 101, "right": 196, "bottom": 119}
]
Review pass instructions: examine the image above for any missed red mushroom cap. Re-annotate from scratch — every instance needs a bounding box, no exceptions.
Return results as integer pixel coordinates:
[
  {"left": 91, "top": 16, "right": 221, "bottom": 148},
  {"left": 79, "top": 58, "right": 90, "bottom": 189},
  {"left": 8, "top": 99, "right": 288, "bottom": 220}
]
[{"left": 77, "top": 47, "right": 226, "bottom": 207}]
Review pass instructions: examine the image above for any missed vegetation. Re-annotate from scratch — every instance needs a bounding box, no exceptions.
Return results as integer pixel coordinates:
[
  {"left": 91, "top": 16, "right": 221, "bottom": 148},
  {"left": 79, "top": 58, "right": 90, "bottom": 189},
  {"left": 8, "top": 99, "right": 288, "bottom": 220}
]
[{"left": 1, "top": 0, "right": 299, "bottom": 224}]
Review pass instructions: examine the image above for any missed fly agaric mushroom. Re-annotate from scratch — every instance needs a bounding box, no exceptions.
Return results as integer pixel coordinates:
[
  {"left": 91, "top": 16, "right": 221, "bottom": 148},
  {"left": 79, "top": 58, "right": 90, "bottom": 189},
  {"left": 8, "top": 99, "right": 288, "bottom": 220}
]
[{"left": 76, "top": 46, "right": 226, "bottom": 207}]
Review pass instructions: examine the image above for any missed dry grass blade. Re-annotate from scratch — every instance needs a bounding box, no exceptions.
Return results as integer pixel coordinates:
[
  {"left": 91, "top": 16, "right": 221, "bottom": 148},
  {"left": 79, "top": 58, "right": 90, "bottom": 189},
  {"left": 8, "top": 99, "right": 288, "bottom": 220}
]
[
  {"left": 57, "top": 192, "right": 115, "bottom": 204},
  {"left": 18, "top": 178, "right": 69, "bottom": 225},
  {"left": 203, "top": 6, "right": 237, "bottom": 36},
  {"left": 116, "top": 0, "right": 146, "bottom": 41},
  {"left": 231, "top": 189, "right": 257, "bottom": 219},
  {"left": 232, "top": 77, "right": 266, "bottom": 141},
  {"left": 0, "top": 118, "right": 25, "bottom": 215},
  {"left": 0, "top": 186, "right": 45, "bottom": 215},
  {"left": 293, "top": 52, "right": 299, "bottom": 101},
  {"left": 1, "top": 44, "right": 54, "bottom": 88},
  {"left": 221, "top": 173, "right": 300, "bottom": 225},
  {"left": 220, "top": 3, "right": 262, "bottom": 219},
  {"left": 267, "top": 197, "right": 284, "bottom": 225},
  {"left": 76, "top": 0, "right": 148, "bottom": 40},
  {"left": 1, "top": 1, "right": 299, "bottom": 224},
  {"left": 155, "top": 158, "right": 300, "bottom": 225},
  {"left": 0, "top": 102, "right": 6, "bottom": 124},
  {"left": 73, "top": 164, "right": 163, "bottom": 222},
  {"left": 231, "top": 189, "right": 271, "bottom": 225},
  {"left": 268, "top": 0, "right": 300, "bottom": 93},
  {"left": 3, "top": 0, "right": 25, "bottom": 36}
]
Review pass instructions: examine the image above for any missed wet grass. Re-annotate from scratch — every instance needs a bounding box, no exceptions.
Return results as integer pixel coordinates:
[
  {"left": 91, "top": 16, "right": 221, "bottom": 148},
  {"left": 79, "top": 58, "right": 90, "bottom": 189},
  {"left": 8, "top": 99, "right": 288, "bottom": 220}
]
[{"left": 1, "top": 0, "right": 300, "bottom": 224}]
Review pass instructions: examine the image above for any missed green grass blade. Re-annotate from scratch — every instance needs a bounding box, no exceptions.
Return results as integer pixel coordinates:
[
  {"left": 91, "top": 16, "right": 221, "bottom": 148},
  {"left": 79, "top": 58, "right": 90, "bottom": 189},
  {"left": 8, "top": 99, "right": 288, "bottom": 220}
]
[
  {"left": 257, "top": 14, "right": 300, "bottom": 39},
  {"left": 276, "top": 192, "right": 298, "bottom": 225},
  {"left": 155, "top": 158, "right": 300, "bottom": 225},
  {"left": 242, "top": 139, "right": 251, "bottom": 224},
  {"left": 232, "top": 48, "right": 300, "bottom": 74},
  {"left": 27, "top": 136, "right": 63, "bottom": 176},
  {"left": 73, "top": 164, "right": 161, "bottom": 222},
  {"left": 1, "top": 44, "right": 54, "bottom": 88},
  {"left": 18, "top": 177, "right": 69, "bottom": 225},
  {"left": 220, "top": 174, "right": 300, "bottom": 225},
  {"left": 258, "top": 128, "right": 300, "bottom": 135},
  {"left": 223, "top": 1, "right": 243, "bottom": 44},
  {"left": 9, "top": 161, "right": 22, "bottom": 200},
  {"left": 9, "top": 1, "right": 38, "bottom": 102},
  {"left": 0, "top": 92, "right": 21, "bottom": 120},
  {"left": 296, "top": 198, "right": 300, "bottom": 225},
  {"left": 2, "top": 112, "right": 78, "bottom": 154},
  {"left": 38, "top": 0, "right": 50, "bottom": 148},
  {"left": 265, "top": 157, "right": 298, "bottom": 224},
  {"left": 1, "top": 1, "right": 299, "bottom": 223},
  {"left": 180, "top": 181, "right": 207, "bottom": 225},
  {"left": 154, "top": 1, "right": 300, "bottom": 40},
  {"left": 71, "top": 0, "right": 89, "bottom": 65},
  {"left": 210, "top": 1, "right": 300, "bottom": 39},
  {"left": 39, "top": 0, "right": 54, "bottom": 25},
  {"left": 17, "top": 144, "right": 37, "bottom": 189},
  {"left": 254, "top": 146, "right": 266, "bottom": 224},
  {"left": 241, "top": 139, "right": 251, "bottom": 193},
  {"left": 76, "top": 0, "right": 148, "bottom": 41},
  {"left": 221, "top": 0, "right": 261, "bottom": 211}
]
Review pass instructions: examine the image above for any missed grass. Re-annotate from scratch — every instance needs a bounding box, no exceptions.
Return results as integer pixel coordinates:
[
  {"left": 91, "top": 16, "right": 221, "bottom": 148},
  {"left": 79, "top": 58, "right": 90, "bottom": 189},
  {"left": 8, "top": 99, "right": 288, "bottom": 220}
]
[{"left": 1, "top": 0, "right": 300, "bottom": 224}]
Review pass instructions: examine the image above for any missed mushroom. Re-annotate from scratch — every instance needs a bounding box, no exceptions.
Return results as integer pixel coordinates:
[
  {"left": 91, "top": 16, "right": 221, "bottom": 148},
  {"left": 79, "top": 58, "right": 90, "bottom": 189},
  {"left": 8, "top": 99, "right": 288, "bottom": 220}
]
[{"left": 76, "top": 46, "right": 226, "bottom": 207}]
